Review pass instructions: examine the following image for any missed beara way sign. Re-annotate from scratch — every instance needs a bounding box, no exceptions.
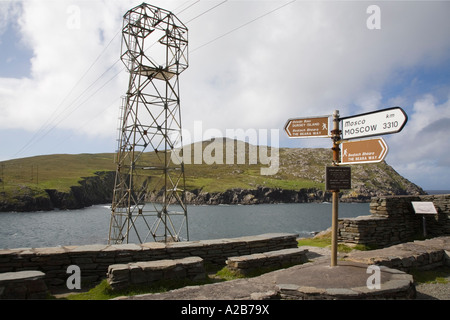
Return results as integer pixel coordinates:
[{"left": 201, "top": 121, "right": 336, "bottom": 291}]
[{"left": 340, "top": 137, "right": 388, "bottom": 165}]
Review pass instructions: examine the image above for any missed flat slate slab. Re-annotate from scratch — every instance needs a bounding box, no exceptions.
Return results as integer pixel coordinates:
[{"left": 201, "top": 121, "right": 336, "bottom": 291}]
[
  {"left": 275, "top": 261, "right": 415, "bottom": 299},
  {"left": 0, "top": 271, "right": 48, "bottom": 299},
  {"left": 116, "top": 248, "right": 416, "bottom": 300},
  {"left": 0, "top": 270, "right": 45, "bottom": 282}
]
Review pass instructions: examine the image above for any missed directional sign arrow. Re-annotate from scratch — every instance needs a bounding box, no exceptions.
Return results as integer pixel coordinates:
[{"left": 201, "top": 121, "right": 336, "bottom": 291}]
[
  {"left": 340, "top": 137, "right": 388, "bottom": 165},
  {"left": 284, "top": 116, "right": 330, "bottom": 138},
  {"left": 340, "top": 107, "right": 407, "bottom": 140}
]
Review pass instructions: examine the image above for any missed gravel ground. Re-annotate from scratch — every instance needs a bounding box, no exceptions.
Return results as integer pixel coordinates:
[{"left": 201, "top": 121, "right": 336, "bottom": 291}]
[{"left": 415, "top": 276, "right": 450, "bottom": 300}]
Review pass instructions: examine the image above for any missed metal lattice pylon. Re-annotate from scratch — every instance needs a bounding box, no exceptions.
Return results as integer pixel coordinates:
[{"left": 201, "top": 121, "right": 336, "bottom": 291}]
[{"left": 108, "top": 3, "right": 189, "bottom": 244}]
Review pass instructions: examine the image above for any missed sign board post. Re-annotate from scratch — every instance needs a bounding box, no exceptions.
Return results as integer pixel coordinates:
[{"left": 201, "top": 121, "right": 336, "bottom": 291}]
[
  {"left": 329, "top": 110, "right": 341, "bottom": 267},
  {"left": 284, "top": 106, "right": 407, "bottom": 267}
]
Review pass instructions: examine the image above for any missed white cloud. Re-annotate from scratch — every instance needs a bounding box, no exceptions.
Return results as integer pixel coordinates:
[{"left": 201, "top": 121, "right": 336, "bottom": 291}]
[
  {"left": 182, "top": 1, "right": 450, "bottom": 133},
  {"left": 0, "top": 1, "right": 21, "bottom": 34},
  {"left": 1, "top": 0, "right": 450, "bottom": 190},
  {"left": 386, "top": 94, "right": 450, "bottom": 189}
]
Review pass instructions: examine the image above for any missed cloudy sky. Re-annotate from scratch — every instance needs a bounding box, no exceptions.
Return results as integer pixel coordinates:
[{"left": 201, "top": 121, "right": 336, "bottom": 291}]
[{"left": 0, "top": 0, "right": 449, "bottom": 190}]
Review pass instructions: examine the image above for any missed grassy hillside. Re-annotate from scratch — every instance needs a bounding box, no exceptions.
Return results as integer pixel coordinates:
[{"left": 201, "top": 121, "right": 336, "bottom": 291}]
[
  {"left": 181, "top": 140, "right": 322, "bottom": 193},
  {"left": 1, "top": 153, "right": 116, "bottom": 193},
  {"left": 0, "top": 139, "right": 425, "bottom": 206}
]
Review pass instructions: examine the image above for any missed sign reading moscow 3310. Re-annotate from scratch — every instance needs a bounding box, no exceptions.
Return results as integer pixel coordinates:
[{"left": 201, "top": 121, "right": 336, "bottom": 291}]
[{"left": 340, "top": 107, "right": 407, "bottom": 140}]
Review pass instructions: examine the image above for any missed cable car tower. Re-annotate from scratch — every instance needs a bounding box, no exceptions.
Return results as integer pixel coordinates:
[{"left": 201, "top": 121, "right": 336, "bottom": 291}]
[{"left": 109, "top": 3, "right": 189, "bottom": 244}]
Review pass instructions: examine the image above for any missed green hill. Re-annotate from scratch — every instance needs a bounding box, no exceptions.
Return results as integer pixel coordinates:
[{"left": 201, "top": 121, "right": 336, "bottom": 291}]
[{"left": 0, "top": 139, "right": 425, "bottom": 211}]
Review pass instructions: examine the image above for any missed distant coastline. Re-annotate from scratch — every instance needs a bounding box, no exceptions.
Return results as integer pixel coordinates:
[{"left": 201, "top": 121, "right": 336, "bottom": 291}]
[
  {"left": 0, "top": 149, "right": 430, "bottom": 212},
  {"left": 425, "top": 190, "right": 450, "bottom": 195}
]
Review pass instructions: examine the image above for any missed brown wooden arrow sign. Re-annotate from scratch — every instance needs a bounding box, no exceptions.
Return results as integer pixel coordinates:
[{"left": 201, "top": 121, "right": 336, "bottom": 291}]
[
  {"left": 284, "top": 116, "right": 330, "bottom": 138},
  {"left": 340, "top": 137, "right": 388, "bottom": 165}
]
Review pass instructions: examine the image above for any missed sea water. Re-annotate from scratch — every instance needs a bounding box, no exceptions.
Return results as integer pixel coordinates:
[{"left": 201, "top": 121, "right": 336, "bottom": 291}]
[{"left": 0, "top": 202, "right": 370, "bottom": 249}]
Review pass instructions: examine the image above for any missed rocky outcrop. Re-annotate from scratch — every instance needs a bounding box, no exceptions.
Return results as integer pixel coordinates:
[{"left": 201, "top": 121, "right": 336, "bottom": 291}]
[
  {"left": 0, "top": 188, "right": 53, "bottom": 212},
  {"left": 1, "top": 177, "right": 424, "bottom": 212},
  {"left": 0, "top": 171, "right": 115, "bottom": 212},
  {"left": 45, "top": 171, "right": 115, "bottom": 210},
  {"left": 182, "top": 186, "right": 425, "bottom": 205},
  {"left": 183, "top": 187, "right": 333, "bottom": 205}
]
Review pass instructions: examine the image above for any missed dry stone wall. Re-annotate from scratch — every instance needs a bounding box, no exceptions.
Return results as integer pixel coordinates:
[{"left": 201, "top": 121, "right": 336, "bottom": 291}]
[
  {"left": 0, "top": 233, "right": 298, "bottom": 290},
  {"left": 0, "top": 271, "right": 48, "bottom": 299},
  {"left": 345, "top": 236, "right": 450, "bottom": 272},
  {"left": 226, "top": 248, "right": 309, "bottom": 276},
  {"left": 338, "top": 194, "right": 450, "bottom": 247},
  {"left": 107, "top": 256, "right": 206, "bottom": 291}
]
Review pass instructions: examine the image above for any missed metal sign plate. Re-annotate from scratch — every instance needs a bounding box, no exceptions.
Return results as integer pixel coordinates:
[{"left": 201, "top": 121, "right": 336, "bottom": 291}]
[
  {"left": 326, "top": 166, "right": 351, "bottom": 191},
  {"left": 285, "top": 116, "right": 330, "bottom": 138},
  {"left": 340, "top": 107, "right": 407, "bottom": 140},
  {"left": 341, "top": 138, "right": 388, "bottom": 165},
  {"left": 412, "top": 202, "right": 438, "bottom": 215}
]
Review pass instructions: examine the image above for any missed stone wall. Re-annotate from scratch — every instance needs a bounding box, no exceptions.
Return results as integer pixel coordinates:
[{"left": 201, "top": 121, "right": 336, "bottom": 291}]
[
  {"left": 339, "top": 194, "right": 450, "bottom": 247},
  {"left": 346, "top": 236, "right": 450, "bottom": 272},
  {"left": 226, "top": 248, "right": 309, "bottom": 276},
  {"left": 107, "top": 256, "right": 206, "bottom": 291},
  {"left": 0, "top": 233, "right": 298, "bottom": 290},
  {"left": 0, "top": 271, "right": 48, "bottom": 299}
]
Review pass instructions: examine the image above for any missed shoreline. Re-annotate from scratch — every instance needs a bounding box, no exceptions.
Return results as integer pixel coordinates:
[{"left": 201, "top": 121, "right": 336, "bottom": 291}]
[{"left": 2, "top": 184, "right": 431, "bottom": 213}]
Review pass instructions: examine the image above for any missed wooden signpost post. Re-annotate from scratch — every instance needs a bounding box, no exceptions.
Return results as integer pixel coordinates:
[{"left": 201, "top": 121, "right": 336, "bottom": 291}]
[{"left": 285, "top": 107, "right": 407, "bottom": 267}]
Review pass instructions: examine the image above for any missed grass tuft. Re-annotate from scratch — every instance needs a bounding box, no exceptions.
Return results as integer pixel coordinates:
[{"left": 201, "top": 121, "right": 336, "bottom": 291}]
[{"left": 409, "top": 267, "right": 450, "bottom": 284}]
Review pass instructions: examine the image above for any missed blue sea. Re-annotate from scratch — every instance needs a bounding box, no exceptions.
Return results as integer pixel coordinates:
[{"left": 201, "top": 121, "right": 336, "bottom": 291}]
[{"left": 0, "top": 202, "right": 371, "bottom": 249}]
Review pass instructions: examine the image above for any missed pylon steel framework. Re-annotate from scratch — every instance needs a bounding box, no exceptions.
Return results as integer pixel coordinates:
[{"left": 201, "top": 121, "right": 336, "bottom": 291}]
[{"left": 108, "top": 3, "right": 189, "bottom": 244}]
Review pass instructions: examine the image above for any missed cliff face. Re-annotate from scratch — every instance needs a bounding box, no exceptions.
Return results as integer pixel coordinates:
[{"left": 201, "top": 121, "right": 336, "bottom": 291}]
[
  {"left": 0, "top": 188, "right": 53, "bottom": 212},
  {"left": 186, "top": 187, "right": 331, "bottom": 205},
  {"left": 0, "top": 171, "right": 115, "bottom": 212},
  {"left": 45, "top": 171, "right": 116, "bottom": 210}
]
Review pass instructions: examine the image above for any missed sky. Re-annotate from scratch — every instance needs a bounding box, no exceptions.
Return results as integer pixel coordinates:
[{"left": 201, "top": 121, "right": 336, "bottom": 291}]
[{"left": 0, "top": 0, "right": 449, "bottom": 190}]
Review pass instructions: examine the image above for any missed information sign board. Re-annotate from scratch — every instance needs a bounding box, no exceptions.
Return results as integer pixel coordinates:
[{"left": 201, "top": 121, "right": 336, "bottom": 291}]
[
  {"left": 326, "top": 166, "right": 351, "bottom": 191},
  {"left": 412, "top": 202, "right": 438, "bottom": 215}
]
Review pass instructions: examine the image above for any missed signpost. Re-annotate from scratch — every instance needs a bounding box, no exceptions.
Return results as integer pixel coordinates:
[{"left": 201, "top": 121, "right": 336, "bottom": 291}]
[
  {"left": 285, "top": 106, "right": 407, "bottom": 267},
  {"left": 340, "top": 138, "right": 388, "bottom": 165},
  {"left": 329, "top": 110, "right": 341, "bottom": 267},
  {"left": 284, "top": 116, "right": 330, "bottom": 138},
  {"left": 340, "top": 107, "right": 407, "bottom": 140}
]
